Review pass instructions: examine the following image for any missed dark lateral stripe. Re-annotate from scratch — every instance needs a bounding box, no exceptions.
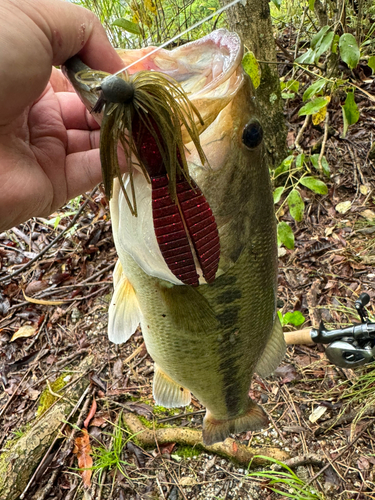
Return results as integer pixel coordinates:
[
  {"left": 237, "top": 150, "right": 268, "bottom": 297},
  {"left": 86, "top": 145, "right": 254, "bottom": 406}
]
[
  {"left": 152, "top": 176, "right": 199, "bottom": 287},
  {"left": 177, "top": 178, "right": 220, "bottom": 284}
]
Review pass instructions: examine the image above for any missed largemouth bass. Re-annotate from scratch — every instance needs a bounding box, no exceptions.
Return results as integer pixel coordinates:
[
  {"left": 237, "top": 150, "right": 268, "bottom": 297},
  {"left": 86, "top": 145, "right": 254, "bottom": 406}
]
[{"left": 63, "top": 29, "right": 285, "bottom": 445}]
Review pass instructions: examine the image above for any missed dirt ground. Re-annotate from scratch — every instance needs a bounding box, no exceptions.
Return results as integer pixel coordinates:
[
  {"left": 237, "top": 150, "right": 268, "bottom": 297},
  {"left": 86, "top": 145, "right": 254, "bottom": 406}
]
[{"left": 1, "top": 59, "right": 375, "bottom": 500}]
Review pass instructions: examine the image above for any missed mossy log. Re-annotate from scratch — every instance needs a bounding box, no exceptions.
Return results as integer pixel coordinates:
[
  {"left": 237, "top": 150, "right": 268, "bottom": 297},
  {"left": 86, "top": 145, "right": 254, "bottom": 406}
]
[
  {"left": 0, "top": 355, "right": 93, "bottom": 500},
  {"left": 123, "top": 412, "right": 290, "bottom": 466}
]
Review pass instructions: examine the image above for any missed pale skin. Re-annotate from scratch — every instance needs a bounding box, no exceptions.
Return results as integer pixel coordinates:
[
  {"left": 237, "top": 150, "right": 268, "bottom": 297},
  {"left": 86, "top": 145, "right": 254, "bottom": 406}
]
[{"left": 0, "top": 0, "right": 125, "bottom": 232}]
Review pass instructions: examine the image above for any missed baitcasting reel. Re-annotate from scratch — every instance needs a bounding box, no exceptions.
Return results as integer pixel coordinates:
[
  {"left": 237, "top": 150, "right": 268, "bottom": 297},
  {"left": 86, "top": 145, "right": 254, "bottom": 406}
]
[{"left": 311, "top": 293, "right": 375, "bottom": 368}]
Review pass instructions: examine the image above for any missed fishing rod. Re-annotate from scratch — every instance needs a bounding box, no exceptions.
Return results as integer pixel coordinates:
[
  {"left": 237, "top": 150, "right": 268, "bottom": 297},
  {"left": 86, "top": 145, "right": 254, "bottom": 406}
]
[{"left": 285, "top": 293, "right": 375, "bottom": 368}]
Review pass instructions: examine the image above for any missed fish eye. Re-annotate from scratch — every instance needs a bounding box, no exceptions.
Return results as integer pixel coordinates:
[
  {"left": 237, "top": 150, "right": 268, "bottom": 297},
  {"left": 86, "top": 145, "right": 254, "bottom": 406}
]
[
  {"left": 242, "top": 119, "right": 263, "bottom": 149},
  {"left": 101, "top": 75, "right": 134, "bottom": 104}
]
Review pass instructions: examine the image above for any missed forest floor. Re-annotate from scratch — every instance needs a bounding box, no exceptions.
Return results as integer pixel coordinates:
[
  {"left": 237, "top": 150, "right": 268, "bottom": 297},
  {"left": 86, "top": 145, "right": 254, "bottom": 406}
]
[{"left": 1, "top": 52, "right": 375, "bottom": 500}]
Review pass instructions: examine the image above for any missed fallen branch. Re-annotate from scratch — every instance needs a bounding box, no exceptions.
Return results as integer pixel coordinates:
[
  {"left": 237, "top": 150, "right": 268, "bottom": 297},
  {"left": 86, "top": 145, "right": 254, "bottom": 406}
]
[
  {"left": 122, "top": 412, "right": 290, "bottom": 467},
  {"left": 0, "top": 356, "right": 94, "bottom": 500}
]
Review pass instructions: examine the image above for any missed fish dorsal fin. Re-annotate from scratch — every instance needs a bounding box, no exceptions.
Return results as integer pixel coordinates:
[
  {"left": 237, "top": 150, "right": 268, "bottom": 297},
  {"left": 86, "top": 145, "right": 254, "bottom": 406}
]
[
  {"left": 254, "top": 315, "right": 286, "bottom": 378},
  {"left": 108, "top": 261, "right": 142, "bottom": 344},
  {"left": 153, "top": 364, "right": 191, "bottom": 408}
]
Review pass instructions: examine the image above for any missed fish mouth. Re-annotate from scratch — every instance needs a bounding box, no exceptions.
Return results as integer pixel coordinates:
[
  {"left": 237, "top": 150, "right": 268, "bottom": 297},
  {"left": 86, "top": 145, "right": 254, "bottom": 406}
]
[
  {"left": 63, "top": 30, "right": 245, "bottom": 287},
  {"left": 117, "top": 29, "right": 244, "bottom": 135}
]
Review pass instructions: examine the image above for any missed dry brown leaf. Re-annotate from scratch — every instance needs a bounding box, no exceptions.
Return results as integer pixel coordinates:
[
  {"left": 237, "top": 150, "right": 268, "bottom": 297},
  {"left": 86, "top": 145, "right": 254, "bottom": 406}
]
[
  {"left": 10, "top": 325, "right": 38, "bottom": 342},
  {"left": 73, "top": 429, "right": 93, "bottom": 488},
  {"left": 84, "top": 398, "right": 97, "bottom": 429},
  {"left": 25, "top": 280, "right": 49, "bottom": 295},
  {"left": 22, "top": 289, "right": 67, "bottom": 305}
]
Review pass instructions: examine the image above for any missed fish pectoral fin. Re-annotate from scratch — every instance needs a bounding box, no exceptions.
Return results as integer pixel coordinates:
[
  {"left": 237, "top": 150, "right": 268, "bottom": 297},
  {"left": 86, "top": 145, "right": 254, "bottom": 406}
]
[
  {"left": 153, "top": 364, "right": 191, "bottom": 408},
  {"left": 202, "top": 399, "right": 268, "bottom": 446},
  {"left": 108, "top": 268, "right": 142, "bottom": 345},
  {"left": 254, "top": 315, "right": 286, "bottom": 378}
]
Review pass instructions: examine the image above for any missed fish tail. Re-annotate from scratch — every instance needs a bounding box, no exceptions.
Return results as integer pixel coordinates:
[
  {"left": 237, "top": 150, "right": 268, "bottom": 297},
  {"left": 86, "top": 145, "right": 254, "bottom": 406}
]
[{"left": 202, "top": 400, "right": 268, "bottom": 446}]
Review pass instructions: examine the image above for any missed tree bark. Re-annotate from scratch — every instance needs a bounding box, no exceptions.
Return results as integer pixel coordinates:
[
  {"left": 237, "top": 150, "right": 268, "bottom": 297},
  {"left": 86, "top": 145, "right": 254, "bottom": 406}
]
[{"left": 220, "top": 0, "right": 287, "bottom": 168}]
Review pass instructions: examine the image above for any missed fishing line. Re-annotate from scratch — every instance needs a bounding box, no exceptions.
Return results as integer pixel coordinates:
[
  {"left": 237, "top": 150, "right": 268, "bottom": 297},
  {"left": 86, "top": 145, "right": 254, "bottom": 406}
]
[{"left": 111, "top": 0, "right": 246, "bottom": 77}]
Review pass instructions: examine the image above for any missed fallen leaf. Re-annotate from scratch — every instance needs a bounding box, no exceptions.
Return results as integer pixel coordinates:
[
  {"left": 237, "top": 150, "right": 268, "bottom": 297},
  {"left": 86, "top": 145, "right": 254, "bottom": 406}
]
[
  {"left": 73, "top": 429, "right": 93, "bottom": 488},
  {"left": 335, "top": 201, "right": 352, "bottom": 214},
  {"left": 90, "top": 415, "right": 109, "bottom": 428},
  {"left": 274, "top": 364, "right": 297, "bottom": 384},
  {"left": 357, "top": 456, "right": 370, "bottom": 470},
  {"left": 22, "top": 289, "right": 67, "bottom": 305},
  {"left": 10, "top": 325, "right": 37, "bottom": 341},
  {"left": 360, "top": 184, "right": 370, "bottom": 195},
  {"left": 179, "top": 477, "right": 197, "bottom": 486},
  {"left": 84, "top": 398, "right": 97, "bottom": 429},
  {"left": 360, "top": 209, "right": 375, "bottom": 221},
  {"left": 159, "top": 442, "right": 176, "bottom": 455},
  {"left": 309, "top": 405, "right": 328, "bottom": 423},
  {"left": 25, "top": 280, "right": 49, "bottom": 295}
]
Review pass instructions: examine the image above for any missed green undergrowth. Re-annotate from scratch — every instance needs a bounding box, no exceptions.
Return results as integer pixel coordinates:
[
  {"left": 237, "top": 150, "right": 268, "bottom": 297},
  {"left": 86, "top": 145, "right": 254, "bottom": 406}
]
[{"left": 247, "top": 455, "right": 325, "bottom": 500}]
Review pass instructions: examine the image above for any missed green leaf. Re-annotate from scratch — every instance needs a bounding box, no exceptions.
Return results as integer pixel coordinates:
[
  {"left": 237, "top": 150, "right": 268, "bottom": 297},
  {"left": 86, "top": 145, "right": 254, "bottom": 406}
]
[
  {"left": 309, "top": 0, "right": 316, "bottom": 10},
  {"left": 310, "top": 154, "right": 330, "bottom": 177},
  {"left": 277, "top": 222, "right": 294, "bottom": 250},
  {"left": 273, "top": 186, "right": 284, "bottom": 204},
  {"left": 300, "top": 176, "right": 328, "bottom": 194},
  {"left": 274, "top": 155, "right": 294, "bottom": 177},
  {"left": 314, "top": 31, "right": 334, "bottom": 61},
  {"left": 242, "top": 52, "right": 261, "bottom": 89},
  {"left": 320, "top": 156, "right": 330, "bottom": 177},
  {"left": 271, "top": 0, "right": 281, "bottom": 9},
  {"left": 281, "top": 92, "right": 295, "bottom": 99},
  {"left": 296, "top": 153, "right": 305, "bottom": 169},
  {"left": 311, "top": 26, "right": 331, "bottom": 50},
  {"left": 342, "top": 91, "right": 359, "bottom": 137},
  {"left": 288, "top": 189, "right": 304, "bottom": 221},
  {"left": 281, "top": 79, "right": 300, "bottom": 93},
  {"left": 112, "top": 18, "right": 141, "bottom": 35},
  {"left": 339, "top": 33, "right": 360, "bottom": 69},
  {"left": 295, "top": 48, "right": 316, "bottom": 65},
  {"left": 283, "top": 311, "right": 305, "bottom": 327},
  {"left": 303, "top": 79, "right": 326, "bottom": 101},
  {"left": 368, "top": 55, "right": 375, "bottom": 74},
  {"left": 299, "top": 97, "right": 328, "bottom": 116}
]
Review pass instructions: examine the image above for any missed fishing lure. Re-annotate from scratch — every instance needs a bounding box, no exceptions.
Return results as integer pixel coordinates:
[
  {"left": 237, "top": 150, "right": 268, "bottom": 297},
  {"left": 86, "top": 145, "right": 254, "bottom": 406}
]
[{"left": 65, "top": 60, "right": 220, "bottom": 286}]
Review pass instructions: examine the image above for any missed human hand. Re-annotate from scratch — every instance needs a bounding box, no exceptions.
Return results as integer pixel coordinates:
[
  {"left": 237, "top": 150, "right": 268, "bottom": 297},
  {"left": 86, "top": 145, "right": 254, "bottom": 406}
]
[{"left": 0, "top": 0, "right": 124, "bottom": 232}]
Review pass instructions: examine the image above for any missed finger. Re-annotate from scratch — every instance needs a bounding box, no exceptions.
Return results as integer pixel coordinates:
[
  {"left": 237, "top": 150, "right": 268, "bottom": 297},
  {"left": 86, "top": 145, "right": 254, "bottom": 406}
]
[
  {"left": 65, "top": 149, "right": 103, "bottom": 200},
  {"left": 56, "top": 92, "right": 99, "bottom": 130},
  {"left": 66, "top": 129, "right": 100, "bottom": 155},
  {"left": 50, "top": 68, "right": 74, "bottom": 93},
  {"left": 0, "top": 0, "right": 123, "bottom": 124}
]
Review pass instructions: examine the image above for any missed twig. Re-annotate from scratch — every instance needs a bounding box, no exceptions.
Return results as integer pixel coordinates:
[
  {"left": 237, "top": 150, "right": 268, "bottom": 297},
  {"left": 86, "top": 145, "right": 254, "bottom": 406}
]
[
  {"left": 295, "top": 115, "right": 311, "bottom": 153},
  {"left": 293, "top": 6, "right": 308, "bottom": 65},
  {"left": 280, "top": 453, "right": 324, "bottom": 469},
  {"left": 0, "top": 186, "right": 98, "bottom": 283},
  {"left": 306, "top": 420, "right": 374, "bottom": 485},
  {"left": 315, "top": 405, "right": 375, "bottom": 435},
  {"left": 19, "top": 384, "right": 92, "bottom": 499},
  {"left": 318, "top": 110, "right": 329, "bottom": 172}
]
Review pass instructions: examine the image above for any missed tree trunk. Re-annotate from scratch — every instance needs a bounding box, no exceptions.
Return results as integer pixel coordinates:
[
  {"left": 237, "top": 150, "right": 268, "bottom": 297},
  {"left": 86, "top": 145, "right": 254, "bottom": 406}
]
[{"left": 220, "top": 0, "right": 287, "bottom": 168}]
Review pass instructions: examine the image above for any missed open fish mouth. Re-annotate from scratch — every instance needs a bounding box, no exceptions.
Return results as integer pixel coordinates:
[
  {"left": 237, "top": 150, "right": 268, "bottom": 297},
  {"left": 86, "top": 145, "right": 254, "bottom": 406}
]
[{"left": 63, "top": 29, "right": 245, "bottom": 287}]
